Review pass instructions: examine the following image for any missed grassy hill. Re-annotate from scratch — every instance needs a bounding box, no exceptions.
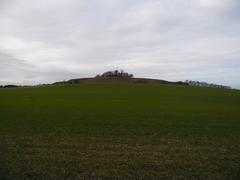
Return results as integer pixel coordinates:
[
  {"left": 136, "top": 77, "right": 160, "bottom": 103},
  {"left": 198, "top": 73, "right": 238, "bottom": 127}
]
[
  {"left": 0, "top": 83, "right": 239, "bottom": 179},
  {"left": 53, "top": 77, "right": 188, "bottom": 85}
]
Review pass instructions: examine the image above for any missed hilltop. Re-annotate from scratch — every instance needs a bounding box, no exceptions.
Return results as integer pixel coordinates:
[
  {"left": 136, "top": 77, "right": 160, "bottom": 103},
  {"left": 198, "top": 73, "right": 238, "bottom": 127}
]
[
  {"left": 0, "top": 70, "right": 232, "bottom": 89},
  {"left": 53, "top": 70, "right": 188, "bottom": 85},
  {"left": 53, "top": 77, "right": 188, "bottom": 85}
]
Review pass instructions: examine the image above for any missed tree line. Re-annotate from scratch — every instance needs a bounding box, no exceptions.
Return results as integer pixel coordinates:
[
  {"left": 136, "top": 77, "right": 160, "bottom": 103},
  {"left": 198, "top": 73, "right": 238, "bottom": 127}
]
[
  {"left": 0, "top": 85, "right": 19, "bottom": 88},
  {"left": 185, "top": 80, "right": 231, "bottom": 89}
]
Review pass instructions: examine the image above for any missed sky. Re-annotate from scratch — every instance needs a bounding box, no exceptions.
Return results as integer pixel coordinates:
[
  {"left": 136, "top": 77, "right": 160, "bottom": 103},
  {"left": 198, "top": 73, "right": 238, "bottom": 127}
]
[{"left": 0, "top": 0, "right": 240, "bottom": 88}]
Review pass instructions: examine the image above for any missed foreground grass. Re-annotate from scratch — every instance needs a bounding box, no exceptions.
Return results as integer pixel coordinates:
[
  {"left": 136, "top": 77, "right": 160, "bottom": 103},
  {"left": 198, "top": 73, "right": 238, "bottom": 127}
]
[{"left": 0, "top": 84, "right": 240, "bottom": 179}]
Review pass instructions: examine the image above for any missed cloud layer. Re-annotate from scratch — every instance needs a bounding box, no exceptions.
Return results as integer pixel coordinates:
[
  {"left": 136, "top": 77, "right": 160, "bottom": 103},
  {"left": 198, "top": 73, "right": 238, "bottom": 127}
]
[{"left": 1, "top": 0, "right": 240, "bottom": 87}]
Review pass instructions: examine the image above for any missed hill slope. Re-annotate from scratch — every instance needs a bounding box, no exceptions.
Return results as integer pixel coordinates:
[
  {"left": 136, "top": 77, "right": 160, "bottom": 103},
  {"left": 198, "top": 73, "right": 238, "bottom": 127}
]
[
  {"left": 0, "top": 84, "right": 239, "bottom": 179},
  {"left": 53, "top": 77, "right": 188, "bottom": 85}
]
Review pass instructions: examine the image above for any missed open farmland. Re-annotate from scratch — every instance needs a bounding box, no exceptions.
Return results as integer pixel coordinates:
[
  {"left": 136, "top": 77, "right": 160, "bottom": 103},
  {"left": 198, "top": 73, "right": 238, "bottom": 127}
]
[{"left": 0, "top": 84, "right": 240, "bottom": 179}]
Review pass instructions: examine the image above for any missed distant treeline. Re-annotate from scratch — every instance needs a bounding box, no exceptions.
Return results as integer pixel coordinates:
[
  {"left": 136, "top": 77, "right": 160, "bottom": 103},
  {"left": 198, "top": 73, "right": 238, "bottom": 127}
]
[
  {"left": 0, "top": 85, "right": 19, "bottom": 88},
  {"left": 0, "top": 85, "right": 32, "bottom": 88},
  {"left": 96, "top": 70, "right": 134, "bottom": 78},
  {"left": 185, "top": 80, "right": 231, "bottom": 89}
]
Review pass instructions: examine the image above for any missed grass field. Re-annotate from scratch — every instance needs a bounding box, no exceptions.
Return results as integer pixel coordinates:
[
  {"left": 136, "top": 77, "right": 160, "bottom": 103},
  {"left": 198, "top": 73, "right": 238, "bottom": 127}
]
[{"left": 0, "top": 84, "right": 240, "bottom": 179}]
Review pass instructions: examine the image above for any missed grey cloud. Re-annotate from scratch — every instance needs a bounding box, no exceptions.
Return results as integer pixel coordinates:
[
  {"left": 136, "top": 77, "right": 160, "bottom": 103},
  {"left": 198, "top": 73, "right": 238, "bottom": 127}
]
[
  {"left": 0, "top": 0, "right": 240, "bottom": 87},
  {"left": 0, "top": 50, "right": 86, "bottom": 85}
]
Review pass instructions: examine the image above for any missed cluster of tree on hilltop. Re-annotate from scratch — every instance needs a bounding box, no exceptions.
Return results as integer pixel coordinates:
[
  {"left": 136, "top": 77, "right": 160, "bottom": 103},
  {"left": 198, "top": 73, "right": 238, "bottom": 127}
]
[
  {"left": 96, "top": 70, "right": 134, "bottom": 78},
  {"left": 185, "top": 80, "right": 231, "bottom": 89}
]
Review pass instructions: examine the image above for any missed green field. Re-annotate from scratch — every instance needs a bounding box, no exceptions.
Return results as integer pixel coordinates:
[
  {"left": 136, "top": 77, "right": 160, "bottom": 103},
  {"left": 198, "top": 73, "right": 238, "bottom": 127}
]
[{"left": 0, "top": 84, "right": 240, "bottom": 179}]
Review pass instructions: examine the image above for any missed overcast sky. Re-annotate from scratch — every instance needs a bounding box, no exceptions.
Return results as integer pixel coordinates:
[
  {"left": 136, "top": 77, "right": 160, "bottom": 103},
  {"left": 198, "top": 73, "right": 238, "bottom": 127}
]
[{"left": 0, "top": 0, "right": 240, "bottom": 88}]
